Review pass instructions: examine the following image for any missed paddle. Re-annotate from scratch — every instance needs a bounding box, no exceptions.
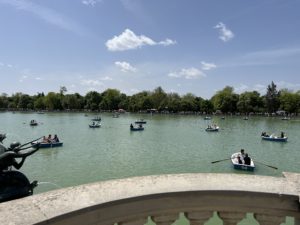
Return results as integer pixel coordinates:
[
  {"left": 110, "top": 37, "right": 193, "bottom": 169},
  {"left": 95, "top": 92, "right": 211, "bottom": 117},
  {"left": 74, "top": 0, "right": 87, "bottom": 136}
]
[
  {"left": 254, "top": 160, "right": 278, "bottom": 170},
  {"left": 211, "top": 158, "right": 231, "bottom": 164},
  {"left": 15, "top": 136, "right": 43, "bottom": 151}
]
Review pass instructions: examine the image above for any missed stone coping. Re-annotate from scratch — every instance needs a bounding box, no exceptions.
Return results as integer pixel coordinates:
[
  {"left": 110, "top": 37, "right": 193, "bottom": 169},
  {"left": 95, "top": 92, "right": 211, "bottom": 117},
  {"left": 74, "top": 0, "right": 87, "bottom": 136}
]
[{"left": 0, "top": 172, "right": 299, "bottom": 225}]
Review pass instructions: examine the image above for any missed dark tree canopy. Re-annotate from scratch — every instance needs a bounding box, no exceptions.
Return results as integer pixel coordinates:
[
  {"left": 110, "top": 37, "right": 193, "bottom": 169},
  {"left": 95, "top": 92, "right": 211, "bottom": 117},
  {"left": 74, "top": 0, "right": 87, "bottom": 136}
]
[{"left": 0, "top": 82, "right": 299, "bottom": 115}]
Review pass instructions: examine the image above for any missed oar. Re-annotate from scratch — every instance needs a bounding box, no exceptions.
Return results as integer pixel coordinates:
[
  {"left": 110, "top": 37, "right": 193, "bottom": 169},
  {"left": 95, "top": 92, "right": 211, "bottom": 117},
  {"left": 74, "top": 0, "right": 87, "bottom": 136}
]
[
  {"left": 211, "top": 158, "right": 231, "bottom": 164},
  {"left": 16, "top": 136, "right": 43, "bottom": 150},
  {"left": 254, "top": 160, "right": 278, "bottom": 170}
]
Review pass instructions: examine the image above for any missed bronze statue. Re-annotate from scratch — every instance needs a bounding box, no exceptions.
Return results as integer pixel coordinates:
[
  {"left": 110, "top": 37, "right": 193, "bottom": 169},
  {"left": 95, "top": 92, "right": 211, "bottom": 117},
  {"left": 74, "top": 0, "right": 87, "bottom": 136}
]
[{"left": 0, "top": 134, "right": 40, "bottom": 202}]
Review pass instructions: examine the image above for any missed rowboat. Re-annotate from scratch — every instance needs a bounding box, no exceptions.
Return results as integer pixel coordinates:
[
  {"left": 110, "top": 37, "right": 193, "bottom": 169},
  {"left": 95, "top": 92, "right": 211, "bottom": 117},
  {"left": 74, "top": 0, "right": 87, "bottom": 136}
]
[
  {"left": 130, "top": 126, "right": 144, "bottom": 131},
  {"left": 204, "top": 116, "right": 211, "bottom": 120},
  {"left": 89, "top": 122, "right": 101, "bottom": 128},
  {"left": 231, "top": 152, "right": 255, "bottom": 171},
  {"left": 32, "top": 142, "right": 63, "bottom": 148},
  {"left": 205, "top": 126, "right": 219, "bottom": 132},
  {"left": 30, "top": 120, "right": 38, "bottom": 126},
  {"left": 261, "top": 135, "right": 287, "bottom": 142}
]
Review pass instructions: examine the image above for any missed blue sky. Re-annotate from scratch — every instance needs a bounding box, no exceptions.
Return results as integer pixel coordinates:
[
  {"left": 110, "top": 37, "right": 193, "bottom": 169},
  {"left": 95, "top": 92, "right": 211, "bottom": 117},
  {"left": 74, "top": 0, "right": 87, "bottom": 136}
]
[{"left": 0, "top": 0, "right": 300, "bottom": 98}]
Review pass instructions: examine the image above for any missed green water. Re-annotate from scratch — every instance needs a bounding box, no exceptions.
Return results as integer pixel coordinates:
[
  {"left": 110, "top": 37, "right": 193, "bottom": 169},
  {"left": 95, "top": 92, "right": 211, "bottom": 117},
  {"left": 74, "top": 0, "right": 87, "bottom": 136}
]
[{"left": 1, "top": 112, "right": 298, "bottom": 224}]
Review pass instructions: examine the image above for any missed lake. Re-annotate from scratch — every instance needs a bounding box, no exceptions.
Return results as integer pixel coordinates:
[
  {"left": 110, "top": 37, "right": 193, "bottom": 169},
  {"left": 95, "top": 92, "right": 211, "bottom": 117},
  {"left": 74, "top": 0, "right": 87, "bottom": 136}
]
[
  {"left": 1, "top": 111, "right": 299, "bottom": 224},
  {"left": 1, "top": 111, "right": 299, "bottom": 193}
]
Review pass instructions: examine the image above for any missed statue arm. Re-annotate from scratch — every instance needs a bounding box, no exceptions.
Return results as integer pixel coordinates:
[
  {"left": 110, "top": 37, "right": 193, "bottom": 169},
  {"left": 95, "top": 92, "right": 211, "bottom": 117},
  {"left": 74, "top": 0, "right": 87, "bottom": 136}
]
[{"left": 12, "top": 157, "right": 26, "bottom": 170}]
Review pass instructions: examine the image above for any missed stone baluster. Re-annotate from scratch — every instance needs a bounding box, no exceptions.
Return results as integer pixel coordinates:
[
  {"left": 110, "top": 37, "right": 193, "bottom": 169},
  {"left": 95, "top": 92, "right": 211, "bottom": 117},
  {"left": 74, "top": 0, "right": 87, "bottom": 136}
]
[
  {"left": 119, "top": 217, "right": 148, "bottom": 225},
  {"left": 151, "top": 213, "right": 179, "bottom": 225},
  {"left": 185, "top": 211, "right": 213, "bottom": 225},
  {"left": 217, "top": 212, "right": 245, "bottom": 225},
  {"left": 254, "top": 214, "right": 285, "bottom": 225}
]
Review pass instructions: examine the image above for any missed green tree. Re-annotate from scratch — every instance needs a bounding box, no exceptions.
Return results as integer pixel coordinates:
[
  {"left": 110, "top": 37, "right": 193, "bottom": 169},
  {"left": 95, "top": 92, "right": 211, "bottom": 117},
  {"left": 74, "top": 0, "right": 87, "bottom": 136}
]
[
  {"left": 180, "top": 93, "right": 197, "bottom": 111},
  {"left": 10, "top": 92, "right": 23, "bottom": 109},
  {"left": 18, "top": 94, "right": 33, "bottom": 109},
  {"left": 44, "top": 92, "right": 62, "bottom": 110},
  {"left": 151, "top": 87, "right": 167, "bottom": 111},
  {"left": 60, "top": 86, "right": 67, "bottom": 97},
  {"left": 118, "top": 93, "right": 129, "bottom": 110},
  {"left": 265, "top": 81, "right": 280, "bottom": 113},
  {"left": 211, "top": 86, "right": 239, "bottom": 113},
  {"left": 100, "top": 89, "right": 122, "bottom": 110},
  {"left": 84, "top": 91, "right": 102, "bottom": 110},
  {"left": 279, "top": 89, "right": 300, "bottom": 114},
  {"left": 200, "top": 99, "right": 214, "bottom": 114},
  {"left": 62, "top": 93, "right": 83, "bottom": 110},
  {"left": 165, "top": 93, "right": 181, "bottom": 113},
  {"left": 128, "top": 91, "right": 151, "bottom": 112},
  {"left": 237, "top": 91, "right": 263, "bottom": 113},
  {"left": 0, "top": 93, "right": 9, "bottom": 109},
  {"left": 34, "top": 97, "right": 45, "bottom": 110}
]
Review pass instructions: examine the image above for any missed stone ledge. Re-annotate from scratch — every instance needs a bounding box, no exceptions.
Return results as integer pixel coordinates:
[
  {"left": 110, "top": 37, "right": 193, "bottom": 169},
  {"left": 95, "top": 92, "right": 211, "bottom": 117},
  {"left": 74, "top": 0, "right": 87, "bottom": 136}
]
[{"left": 0, "top": 173, "right": 299, "bottom": 225}]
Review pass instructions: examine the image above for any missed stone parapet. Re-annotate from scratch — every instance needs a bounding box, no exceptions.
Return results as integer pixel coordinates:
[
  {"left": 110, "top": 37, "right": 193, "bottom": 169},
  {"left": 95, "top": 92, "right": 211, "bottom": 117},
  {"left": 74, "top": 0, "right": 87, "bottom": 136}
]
[{"left": 0, "top": 173, "right": 299, "bottom": 225}]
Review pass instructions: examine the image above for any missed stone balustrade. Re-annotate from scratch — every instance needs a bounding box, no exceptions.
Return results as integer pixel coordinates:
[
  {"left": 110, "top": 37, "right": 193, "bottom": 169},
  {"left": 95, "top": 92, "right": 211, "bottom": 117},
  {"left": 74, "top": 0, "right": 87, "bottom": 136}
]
[{"left": 0, "top": 172, "right": 299, "bottom": 225}]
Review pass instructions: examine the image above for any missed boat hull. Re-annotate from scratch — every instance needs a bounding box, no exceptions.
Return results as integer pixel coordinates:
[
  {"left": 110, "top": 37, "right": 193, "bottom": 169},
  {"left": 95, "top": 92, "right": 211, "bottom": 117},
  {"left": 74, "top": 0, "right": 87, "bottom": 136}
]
[
  {"left": 261, "top": 136, "right": 287, "bottom": 142},
  {"left": 130, "top": 127, "right": 144, "bottom": 131},
  {"left": 205, "top": 128, "right": 219, "bottom": 132},
  {"left": 231, "top": 153, "right": 255, "bottom": 171},
  {"left": 89, "top": 124, "right": 101, "bottom": 128},
  {"left": 38, "top": 142, "right": 63, "bottom": 148}
]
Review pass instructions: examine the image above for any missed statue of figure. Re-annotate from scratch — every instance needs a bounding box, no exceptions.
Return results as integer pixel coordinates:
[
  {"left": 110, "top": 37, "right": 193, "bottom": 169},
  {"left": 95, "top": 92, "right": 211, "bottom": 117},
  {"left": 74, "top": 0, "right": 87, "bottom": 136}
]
[{"left": 0, "top": 134, "right": 40, "bottom": 203}]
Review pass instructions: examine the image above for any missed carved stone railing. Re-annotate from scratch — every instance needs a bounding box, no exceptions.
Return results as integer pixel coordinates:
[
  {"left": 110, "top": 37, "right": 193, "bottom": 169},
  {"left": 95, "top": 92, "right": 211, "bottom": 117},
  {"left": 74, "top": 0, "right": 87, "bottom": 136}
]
[{"left": 0, "top": 172, "right": 299, "bottom": 225}]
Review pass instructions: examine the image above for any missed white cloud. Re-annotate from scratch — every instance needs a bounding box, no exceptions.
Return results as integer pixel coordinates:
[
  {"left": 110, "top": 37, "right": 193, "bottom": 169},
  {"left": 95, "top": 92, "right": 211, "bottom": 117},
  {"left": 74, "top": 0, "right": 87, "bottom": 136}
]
[
  {"left": 80, "top": 79, "right": 103, "bottom": 86},
  {"left": 82, "top": 0, "right": 102, "bottom": 6},
  {"left": 100, "top": 76, "right": 113, "bottom": 81},
  {"left": 234, "top": 84, "right": 249, "bottom": 93},
  {"left": 214, "top": 22, "right": 234, "bottom": 42},
  {"left": 201, "top": 61, "right": 217, "bottom": 71},
  {"left": 277, "top": 81, "right": 300, "bottom": 90},
  {"left": 0, "top": 62, "right": 4, "bottom": 66},
  {"left": 244, "top": 47, "right": 300, "bottom": 59},
  {"left": 19, "top": 75, "right": 28, "bottom": 82},
  {"left": 106, "top": 29, "right": 176, "bottom": 51},
  {"left": 159, "top": 39, "right": 177, "bottom": 46},
  {"left": 130, "top": 88, "right": 139, "bottom": 93},
  {"left": 35, "top": 77, "right": 43, "bottom": 80},
  {"left": 253, "top": 84, "right": 266, "bottom": 93},
  {"left": 0, "top": 0, "right": 89, "bottom": 36},
  {"left": 115, "top": 61, "right": 137, "bottom": 72},
  {"left": 7, "top": 64, "right": 13, "bottom": 68},
  {"left": 168, "top": 67, "right": 206, "bottom": 79}
]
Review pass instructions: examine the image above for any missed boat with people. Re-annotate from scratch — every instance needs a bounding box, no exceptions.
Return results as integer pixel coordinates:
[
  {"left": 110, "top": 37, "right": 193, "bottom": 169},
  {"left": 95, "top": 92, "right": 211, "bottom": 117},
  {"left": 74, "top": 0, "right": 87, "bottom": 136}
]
[
  {"left": 205, "top": 125, "right": 219, "bottom": 132},
  {"left": 37, "top": 142, "right": 63, "bottom": 148},
  {"left": 261, "top": 132, "right": 287, "bottom": 142},
  {"left": 135, "top": 119, "right": 147, "bottom": 124},
  {"left": 231, "top": 152, "right": 255, "bottom": 171},
  {"left": 204, "top": 116, "right": 211, "bottom": 120},
  {"left": 130, "top": 123, "right": 144, "bottom": 131},
  {"left": 29, "top": 120, "right": 38, "bottom": 126},
  {"left": 281, "top": 117, "right": 290, "bottom": 120},
  {"left": 89, "top": 121, "right": 101, "bottom": 128},
  {"left": 32, "top": 135, "right": 63, "bottom": 148}
]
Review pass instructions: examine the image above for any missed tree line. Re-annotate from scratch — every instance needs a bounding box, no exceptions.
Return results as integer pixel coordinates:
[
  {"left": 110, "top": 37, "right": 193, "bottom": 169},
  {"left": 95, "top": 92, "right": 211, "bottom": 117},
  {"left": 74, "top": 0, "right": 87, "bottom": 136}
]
[{"left": 0, "top": 82, "right": 299, "bottom": 115}]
